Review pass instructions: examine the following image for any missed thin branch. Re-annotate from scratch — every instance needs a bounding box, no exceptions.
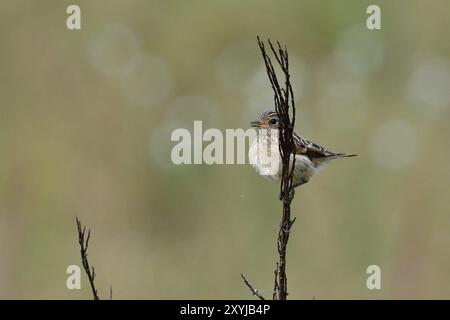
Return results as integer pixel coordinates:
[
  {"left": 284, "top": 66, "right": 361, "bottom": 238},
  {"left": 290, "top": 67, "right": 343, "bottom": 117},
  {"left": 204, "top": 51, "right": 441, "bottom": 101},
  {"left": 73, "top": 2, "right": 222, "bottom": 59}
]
[
  {"left": 76, "top": 216, "right": 100, "bottom": 300},
  {"left": 273, "top": 263, "right": 279, "bottom": 300},
  {"left": 240, "top": 274, "right": 266, "bottom": 300},
  {"left": 257, "top": 36, "right": 297, "bottom": 300}
]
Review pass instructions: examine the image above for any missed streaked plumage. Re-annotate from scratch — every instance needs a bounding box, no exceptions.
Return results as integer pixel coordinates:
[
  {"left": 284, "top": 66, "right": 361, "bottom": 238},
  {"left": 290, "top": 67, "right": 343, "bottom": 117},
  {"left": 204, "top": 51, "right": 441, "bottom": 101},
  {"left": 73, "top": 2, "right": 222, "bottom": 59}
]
[{"left": 248, "top": 111, "right": 356, "bottom": 187}]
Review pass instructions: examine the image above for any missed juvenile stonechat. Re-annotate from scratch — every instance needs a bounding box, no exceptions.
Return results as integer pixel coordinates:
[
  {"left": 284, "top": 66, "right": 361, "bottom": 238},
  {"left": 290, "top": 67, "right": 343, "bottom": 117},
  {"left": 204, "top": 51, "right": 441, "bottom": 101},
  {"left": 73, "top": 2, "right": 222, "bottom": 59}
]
[{"left": 248, "top": 110, "right": 356, "bottom": 188}]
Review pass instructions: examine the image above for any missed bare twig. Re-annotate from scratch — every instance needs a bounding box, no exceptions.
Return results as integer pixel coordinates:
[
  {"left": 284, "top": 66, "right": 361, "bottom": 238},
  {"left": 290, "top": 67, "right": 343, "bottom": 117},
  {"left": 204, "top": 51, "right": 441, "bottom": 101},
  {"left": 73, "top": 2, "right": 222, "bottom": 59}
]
[
  {"left": 240, "top": 274, "right": 266, "bottom": 300},
  {"left": 273, "top": 263, "right": 279, "bottom": 300},
  {"left": 76, "top": 216, "right": 100, "bottom": 300},
  {"left": 257, "top": 36, "right": 297, "bottom": 300}
]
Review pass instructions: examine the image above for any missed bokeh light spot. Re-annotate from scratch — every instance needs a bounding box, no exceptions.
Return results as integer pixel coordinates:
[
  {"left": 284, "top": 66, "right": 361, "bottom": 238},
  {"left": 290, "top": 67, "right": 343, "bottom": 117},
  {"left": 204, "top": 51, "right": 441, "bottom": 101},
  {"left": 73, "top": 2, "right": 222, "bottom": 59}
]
[
  {"left": 118, "top": 54, "right": 173, "bottom": 107},
  {"left": 332, "top": 25, "right": 385, "bottom": 78},
  {"left": 407, "top": 57, "right": 450, "bottom": 116},
  {"left": 317, "top": 77, "right": 369, "bottom": 131},
  {"left": 369, "top": 120, "right": 419, "bottom": 171},
  {"left": 216, "top": 41, "right": 260, "bottom": 93},
  {"left": 87, "top": 24, "right": 140, "bottom": 76}
]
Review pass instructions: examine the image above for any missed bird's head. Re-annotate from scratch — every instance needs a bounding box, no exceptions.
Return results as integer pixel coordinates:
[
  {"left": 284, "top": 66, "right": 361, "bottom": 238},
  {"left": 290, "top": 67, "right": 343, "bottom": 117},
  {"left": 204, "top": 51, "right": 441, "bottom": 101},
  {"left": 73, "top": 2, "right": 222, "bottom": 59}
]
[{"left": 250, "top": 111, "right": 279, "bottom": 129}]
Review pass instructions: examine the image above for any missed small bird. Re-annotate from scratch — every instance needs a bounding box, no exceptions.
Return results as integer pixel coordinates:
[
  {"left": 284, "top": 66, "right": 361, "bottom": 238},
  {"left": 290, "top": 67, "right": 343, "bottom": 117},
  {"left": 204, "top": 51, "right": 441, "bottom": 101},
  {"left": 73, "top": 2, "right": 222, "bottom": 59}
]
[{"left": 248, "top": 111, "right": 356, "bottom": 189}]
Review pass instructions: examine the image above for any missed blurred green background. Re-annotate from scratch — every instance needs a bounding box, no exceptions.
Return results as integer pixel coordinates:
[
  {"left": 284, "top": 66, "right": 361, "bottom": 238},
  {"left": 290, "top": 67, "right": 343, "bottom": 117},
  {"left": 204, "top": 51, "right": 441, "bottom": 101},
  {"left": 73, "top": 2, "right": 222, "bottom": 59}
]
[{"left": 0, "top": 0, "right": 449, "bottom": 299}]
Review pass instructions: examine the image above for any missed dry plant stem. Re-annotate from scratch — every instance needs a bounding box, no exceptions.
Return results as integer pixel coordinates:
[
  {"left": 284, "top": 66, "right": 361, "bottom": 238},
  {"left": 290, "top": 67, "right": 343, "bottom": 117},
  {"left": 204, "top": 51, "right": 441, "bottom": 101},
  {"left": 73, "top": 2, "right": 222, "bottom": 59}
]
[
  {"left": 257, "top": 36, "right": 297, "bottom": 300},
  {"left": 241, "top": 274, "right": 266, "bottom": 300},
  {"left": 272, "top": 263, "right": 279, "bottom": 300},
  {"left": 76, "top": 217, "right": 100, "bottom": 300}
]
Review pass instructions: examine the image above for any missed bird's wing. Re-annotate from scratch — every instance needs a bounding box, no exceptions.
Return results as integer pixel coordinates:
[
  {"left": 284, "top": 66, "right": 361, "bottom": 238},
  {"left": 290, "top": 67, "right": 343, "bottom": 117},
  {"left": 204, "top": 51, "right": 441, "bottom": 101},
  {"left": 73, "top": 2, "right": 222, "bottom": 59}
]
[{"left": 293, "top": 132, "right": 335, "bottom": 159}]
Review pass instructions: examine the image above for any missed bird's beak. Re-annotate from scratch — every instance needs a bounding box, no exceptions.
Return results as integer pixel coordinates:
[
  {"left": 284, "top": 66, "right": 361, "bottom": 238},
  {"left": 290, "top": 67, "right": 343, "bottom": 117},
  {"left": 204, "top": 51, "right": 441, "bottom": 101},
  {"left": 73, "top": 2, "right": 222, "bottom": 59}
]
[{"left": 250, "top": 120, "right": 265, "bottom": 128}]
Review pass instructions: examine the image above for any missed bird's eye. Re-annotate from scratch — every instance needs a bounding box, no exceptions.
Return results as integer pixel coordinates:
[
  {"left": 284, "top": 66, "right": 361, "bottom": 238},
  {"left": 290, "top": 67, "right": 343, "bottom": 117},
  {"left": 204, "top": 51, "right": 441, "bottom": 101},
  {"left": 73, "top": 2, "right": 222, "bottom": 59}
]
[{"left": 270, "top": 118, "right": 278, "bottom": 125}]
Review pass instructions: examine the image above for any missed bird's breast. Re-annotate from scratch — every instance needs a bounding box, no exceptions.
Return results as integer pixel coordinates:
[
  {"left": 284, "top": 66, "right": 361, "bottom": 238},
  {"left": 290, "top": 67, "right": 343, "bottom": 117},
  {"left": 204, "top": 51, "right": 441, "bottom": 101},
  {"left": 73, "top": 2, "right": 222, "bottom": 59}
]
[{"left": 248, "top": 135, "right": 281, "bottom": 180}]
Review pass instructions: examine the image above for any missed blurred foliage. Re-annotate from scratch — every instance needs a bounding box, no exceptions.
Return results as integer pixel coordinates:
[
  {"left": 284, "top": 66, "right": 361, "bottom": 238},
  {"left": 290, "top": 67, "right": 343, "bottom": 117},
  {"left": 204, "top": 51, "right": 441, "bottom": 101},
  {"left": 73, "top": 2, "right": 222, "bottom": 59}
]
[{"left": 0, "top": 0, "right": 449, "bottom": 299}]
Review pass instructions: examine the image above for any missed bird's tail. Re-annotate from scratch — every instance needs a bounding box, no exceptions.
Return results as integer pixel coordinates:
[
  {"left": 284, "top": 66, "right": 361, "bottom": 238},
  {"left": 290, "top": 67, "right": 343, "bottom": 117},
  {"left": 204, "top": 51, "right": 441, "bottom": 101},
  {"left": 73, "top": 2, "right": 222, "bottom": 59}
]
[{"left": 328, "top": 153, "right": 358, "bottom": 160}]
